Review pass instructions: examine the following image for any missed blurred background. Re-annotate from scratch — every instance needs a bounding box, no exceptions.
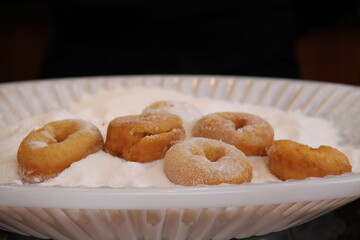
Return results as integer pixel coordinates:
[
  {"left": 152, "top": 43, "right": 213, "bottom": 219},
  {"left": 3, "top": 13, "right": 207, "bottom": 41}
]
[
  {"left": 0, "top": 0, "right": 359, "bottom": 85},
  {"left": 0, "top": 1, "right": 359, "bottom": 240}
]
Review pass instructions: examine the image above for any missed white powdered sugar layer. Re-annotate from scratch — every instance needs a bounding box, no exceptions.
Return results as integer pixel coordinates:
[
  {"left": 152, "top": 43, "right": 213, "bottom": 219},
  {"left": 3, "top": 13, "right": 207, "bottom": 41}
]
[{"left": 0, "top": 87, "right": 359, "bottom": 187}]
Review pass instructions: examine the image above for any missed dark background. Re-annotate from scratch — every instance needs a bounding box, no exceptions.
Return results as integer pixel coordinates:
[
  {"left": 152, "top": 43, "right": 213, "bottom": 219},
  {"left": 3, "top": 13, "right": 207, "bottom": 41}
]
[
  {"left": 0, "top": 0, "right": 359, "bottom": 85},
  {"left": 0, "top": 1, "right": 359, "bottom": 239}
]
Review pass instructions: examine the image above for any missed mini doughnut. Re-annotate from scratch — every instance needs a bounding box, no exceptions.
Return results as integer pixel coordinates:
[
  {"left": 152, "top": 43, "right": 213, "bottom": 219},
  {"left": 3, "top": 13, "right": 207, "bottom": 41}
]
[
  {"left": 192, "top": 112, "right": 274, "bottom": 156},
  {"left": 104, "top": 112, "right": 186, "bottom": 163},
  {"left": 267, "top": 140, "right": 352, "bottom": 180},
  {"left": 164, "top": 137, "right": 253, "bottom": 186},
  {"left": 17, "top": 119, "right": 104, "bottom": 183},
  {"left": 143, "top": 100, "right": 203, "bottom": 122}
]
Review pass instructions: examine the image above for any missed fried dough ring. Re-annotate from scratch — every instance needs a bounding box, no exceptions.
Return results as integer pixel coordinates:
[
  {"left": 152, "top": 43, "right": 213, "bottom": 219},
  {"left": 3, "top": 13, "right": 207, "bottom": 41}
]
[
  {"left": 17, "top": 119, "right": 104, "bottom": 183},
  {"left": 104, "top": 112, "right": 186, "bottom": 163},
  {"left": 192, "top": 112, "right": 274, "bottom": 156},
  {"left": 143, "top": 100, "right": 203, "bottom": 121},
  {"left": 267, "top": 140, "right": 352, "bottom": 180},
  {"left": 164, "top": 137, "right": 253, "bottom": 186}
]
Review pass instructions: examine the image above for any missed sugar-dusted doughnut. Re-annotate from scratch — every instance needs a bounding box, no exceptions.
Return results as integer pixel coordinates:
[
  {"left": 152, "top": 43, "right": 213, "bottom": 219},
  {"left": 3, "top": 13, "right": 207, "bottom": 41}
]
[
  {"left": 104, "top": 112, "right": 186, "bottom": 163},
  {"left": 267, "top": 140, "right": 352, "bottom": 180},
  {"left": 192, "top": 112, "right": 274, "bottom": 156},
  {"left": 17, "top": 119, "right": 104, "bottom": 183},
  {"left": 142, "top": 100, "right": 203, "bottom": 122},
  {"left": 164, "top": 137, "right": 253, "bottom": 186}
]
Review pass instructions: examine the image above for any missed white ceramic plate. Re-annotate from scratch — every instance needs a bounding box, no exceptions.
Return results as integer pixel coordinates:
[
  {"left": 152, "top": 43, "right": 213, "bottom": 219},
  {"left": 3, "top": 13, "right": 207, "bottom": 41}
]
[{"left": 0, "top": 75, "right": 359, "bottom": 240}]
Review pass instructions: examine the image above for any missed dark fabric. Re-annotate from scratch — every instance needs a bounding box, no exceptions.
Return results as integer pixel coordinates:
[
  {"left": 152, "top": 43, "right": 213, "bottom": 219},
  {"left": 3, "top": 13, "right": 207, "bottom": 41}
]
[{"left": 41, "top": 0, "right": 299, "bottom": 79}]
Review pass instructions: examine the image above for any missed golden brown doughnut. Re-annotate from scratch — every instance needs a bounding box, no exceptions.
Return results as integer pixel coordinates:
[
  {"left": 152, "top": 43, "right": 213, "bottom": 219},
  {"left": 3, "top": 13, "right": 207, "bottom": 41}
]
[
  {"left": 17, "top": 119, "right": 104, "bottom": 183},
  {"left": 104, "top": 112, "right": 186, "bottom": 163},
  {"left": 267, "top": 140, "right": 352, "bottom": 180},
  {"left": 192, "top": 112, "right": 274, "bottom": 156},
  {"left": 164, "top": 137, "right": 253, "bottom": 186}
]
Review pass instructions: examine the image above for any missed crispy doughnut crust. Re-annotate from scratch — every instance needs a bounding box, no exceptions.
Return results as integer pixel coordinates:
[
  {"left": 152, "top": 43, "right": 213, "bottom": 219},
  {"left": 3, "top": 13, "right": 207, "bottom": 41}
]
[
  {"left": 104, "top": 112, "right": 186, "bottom": 163},
  {"left": 164, "top": 137, "right": 253, "bottom": 186},
  {"left": 192, "top": 112, "right": 274, "bottom": 156},
  {"left": 267, "top": 140, "right": 352, "bottom": 180},
  {"left": 17, "top": 119, "right": 104, "bottom": 183}
]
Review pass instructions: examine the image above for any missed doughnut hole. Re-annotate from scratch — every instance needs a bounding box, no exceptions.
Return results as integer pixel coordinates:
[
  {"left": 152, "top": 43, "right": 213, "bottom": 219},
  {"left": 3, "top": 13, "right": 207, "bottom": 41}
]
[
  {"left": 233, "top": 119, "right": 247, "bottom": 131},
  {"left": 44, "top": 121, "right": 82, "bottom": 143},
  {"left": 197, "top": 145, "right": 226, "bottom": 163}
]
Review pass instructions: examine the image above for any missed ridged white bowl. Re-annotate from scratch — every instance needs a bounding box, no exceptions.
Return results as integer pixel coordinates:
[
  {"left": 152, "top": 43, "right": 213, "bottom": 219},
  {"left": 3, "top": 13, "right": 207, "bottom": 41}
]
[{"left": 0, "top": 75, "right": 359, "bottom": 240}]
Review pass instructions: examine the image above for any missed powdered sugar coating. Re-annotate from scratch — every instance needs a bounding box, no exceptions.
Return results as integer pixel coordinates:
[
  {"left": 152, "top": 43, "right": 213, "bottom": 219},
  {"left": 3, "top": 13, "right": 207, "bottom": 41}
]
[
  {"left": 164, "top": 138, "right": 253, "bottom": 186},
  {"left": 1, "top": 87, "right": 358, "bottom": 187}
]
